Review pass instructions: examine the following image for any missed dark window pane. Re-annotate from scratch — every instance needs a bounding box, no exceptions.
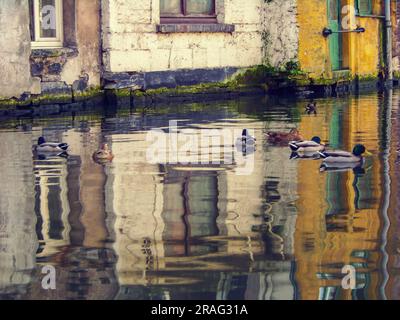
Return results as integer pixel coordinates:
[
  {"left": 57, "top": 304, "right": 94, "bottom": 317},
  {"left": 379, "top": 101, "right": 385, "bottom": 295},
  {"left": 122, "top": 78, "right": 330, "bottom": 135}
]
[
  {"left": 40, "top": 0, "right": 57, "bottom": 38},
  {"left": 358, "top": 0, "right": 372, "bottom": 15},
  {"left": 160, "top": 0, "right": 182, "bottom": 15},
  {"left": 186, "top": 0, "right": 213, "bottom": 15}
]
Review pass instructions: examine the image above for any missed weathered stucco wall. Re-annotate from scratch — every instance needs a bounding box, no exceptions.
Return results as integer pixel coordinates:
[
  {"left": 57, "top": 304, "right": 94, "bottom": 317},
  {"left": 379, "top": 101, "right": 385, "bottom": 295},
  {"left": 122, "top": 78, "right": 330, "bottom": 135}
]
[
  {"left": 261, "top": 0, "right": 299, "bottom": 68},
  {"left": 0, "top": 0, "right": 34, "bottom": 98},
  {"left": 1, "top": 0, "right": 101, "bottom": 100},
  {"left": 102, "top": 0, "right": 264, "bottom": 73},
  {"left": 31, "top": 0, "right": 101, "bottom": 92},
  {"left": 349, "top": 0, "right": 384, "bottom": 78},
  {"left": 297, "top": 0, "right": 331, "bottom": 78},
  {"left": 61, "top": 0, "right": 101, "bottom": 87}
]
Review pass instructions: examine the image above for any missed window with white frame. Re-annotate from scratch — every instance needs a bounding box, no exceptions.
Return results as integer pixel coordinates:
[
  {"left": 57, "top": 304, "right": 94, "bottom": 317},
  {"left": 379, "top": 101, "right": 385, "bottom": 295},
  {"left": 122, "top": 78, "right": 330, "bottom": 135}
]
[{"left": 29, "top": 0, "right": 64, "bottom": 48}]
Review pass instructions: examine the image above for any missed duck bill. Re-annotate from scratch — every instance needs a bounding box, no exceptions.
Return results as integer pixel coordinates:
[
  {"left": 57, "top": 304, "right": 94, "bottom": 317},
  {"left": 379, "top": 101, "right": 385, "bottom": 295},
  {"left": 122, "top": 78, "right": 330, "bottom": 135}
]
[{"left": 364, "top": 150, "right": 373, "bottom": 157}]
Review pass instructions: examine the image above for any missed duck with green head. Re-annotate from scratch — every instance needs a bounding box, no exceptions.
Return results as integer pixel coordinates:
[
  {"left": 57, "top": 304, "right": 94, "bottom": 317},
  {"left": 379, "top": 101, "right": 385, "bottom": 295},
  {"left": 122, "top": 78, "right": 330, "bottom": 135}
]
[{"left": 319, "top": 144, "right": 372, "bottom": 164}]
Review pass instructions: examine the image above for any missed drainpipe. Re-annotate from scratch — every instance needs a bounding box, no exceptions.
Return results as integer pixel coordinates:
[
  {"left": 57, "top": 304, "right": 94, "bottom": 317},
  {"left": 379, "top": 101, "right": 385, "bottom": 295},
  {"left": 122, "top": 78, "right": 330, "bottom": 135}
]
[{"left": 385, "top": 0, "right": 393, "bottom": 83}]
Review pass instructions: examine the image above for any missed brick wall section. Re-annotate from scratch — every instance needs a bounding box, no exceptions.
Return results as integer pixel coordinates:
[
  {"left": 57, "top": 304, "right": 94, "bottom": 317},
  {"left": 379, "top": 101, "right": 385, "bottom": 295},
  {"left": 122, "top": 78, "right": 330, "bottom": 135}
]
[{"left": 102, "top": 0, "right": 265, "bottom": 73}]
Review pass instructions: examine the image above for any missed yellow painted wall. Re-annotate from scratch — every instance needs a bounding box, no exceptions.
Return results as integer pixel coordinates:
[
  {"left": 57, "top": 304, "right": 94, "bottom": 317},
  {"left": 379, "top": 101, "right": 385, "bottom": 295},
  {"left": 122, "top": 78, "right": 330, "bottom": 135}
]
[
  {"left": 298, "top": 0, "right": 331, "bottom": 78},
  {"left": 386, "top": 92, "right": 400, "bottom": 300},
  {"left": 298, "top": 0, "right": 396, "bottom": 80}
]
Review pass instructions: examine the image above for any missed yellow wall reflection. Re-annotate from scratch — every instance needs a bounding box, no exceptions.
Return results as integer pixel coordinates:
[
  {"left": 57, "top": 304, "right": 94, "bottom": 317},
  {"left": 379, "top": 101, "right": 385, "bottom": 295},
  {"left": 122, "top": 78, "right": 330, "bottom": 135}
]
[{"left": 294, "top": 95, "right": 383, "bottom": 300}]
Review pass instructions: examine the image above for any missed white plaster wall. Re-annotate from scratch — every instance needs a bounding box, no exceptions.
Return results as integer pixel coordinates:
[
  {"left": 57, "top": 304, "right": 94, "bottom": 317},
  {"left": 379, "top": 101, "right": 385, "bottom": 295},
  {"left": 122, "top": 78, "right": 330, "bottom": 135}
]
[{"left": 102, "top": 0, "right": 265, "bottom": 73}]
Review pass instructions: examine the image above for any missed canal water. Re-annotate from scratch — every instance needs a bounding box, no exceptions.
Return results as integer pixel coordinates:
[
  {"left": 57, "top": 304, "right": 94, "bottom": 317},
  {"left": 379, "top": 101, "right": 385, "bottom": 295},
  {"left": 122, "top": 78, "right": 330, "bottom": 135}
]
[{"left": 0, "top": 90, "right": 399, "bottom": 300}]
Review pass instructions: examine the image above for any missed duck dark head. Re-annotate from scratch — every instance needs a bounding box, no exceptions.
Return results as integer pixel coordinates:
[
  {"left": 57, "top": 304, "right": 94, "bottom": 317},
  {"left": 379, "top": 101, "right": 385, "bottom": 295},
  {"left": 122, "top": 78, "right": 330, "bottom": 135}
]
[
  {"left": 38, "top": 137, "right": 46, "bottom": 145},
  {"left": 311, "top": 136, "right": 322, "bottom": 144},
  {"left": 353, "top": 144, "right": 366, "bottom": 156}
]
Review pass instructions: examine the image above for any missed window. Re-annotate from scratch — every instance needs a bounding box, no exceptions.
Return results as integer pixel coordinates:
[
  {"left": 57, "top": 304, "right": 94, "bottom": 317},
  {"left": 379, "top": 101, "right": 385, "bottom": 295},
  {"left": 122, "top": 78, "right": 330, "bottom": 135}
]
[
  {"left": 29, "top": 0, "right": 64, "bottom": 48},
  {"left": 356, "top": 0, "right": 372, "bottom": 15},
  {"left": 160, "top": 0, "right": 217, "bottom": 24}
]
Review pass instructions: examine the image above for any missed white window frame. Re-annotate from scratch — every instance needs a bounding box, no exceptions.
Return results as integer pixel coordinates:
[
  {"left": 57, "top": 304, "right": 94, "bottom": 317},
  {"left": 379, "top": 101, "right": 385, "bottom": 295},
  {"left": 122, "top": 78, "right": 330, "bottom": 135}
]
[{"left": 31, "top": 0, "right": 64, "bottom": 48}]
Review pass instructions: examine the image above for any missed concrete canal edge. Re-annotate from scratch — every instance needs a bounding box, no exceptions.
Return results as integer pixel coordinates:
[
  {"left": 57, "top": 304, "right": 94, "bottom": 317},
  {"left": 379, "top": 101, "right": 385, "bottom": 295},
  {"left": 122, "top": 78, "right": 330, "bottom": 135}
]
[{"left": 1, "top": 65, "right": 399, "bottom": 119}]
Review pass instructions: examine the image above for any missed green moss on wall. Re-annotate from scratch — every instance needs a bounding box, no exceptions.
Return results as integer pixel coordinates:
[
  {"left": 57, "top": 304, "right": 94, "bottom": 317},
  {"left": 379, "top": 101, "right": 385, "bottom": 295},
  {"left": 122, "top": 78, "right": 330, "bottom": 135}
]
[
  {"left": 74, "top": 86, "right": 103, "bottom": 98},
  {"left": 31, "top": 94, "right": 72, "bottom": 105},
  {"left": 356, "top": 74, "right": 380, "bottom": 82},
  {"left": 131, "top": 81, "right": 252, "bottom": 98}
]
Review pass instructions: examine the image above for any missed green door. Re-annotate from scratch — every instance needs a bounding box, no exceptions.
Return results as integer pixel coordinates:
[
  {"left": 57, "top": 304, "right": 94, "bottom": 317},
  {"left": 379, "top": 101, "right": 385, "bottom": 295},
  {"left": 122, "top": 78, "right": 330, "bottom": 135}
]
[{"left": 328, "top": 0, "right": 342, "bottom": 71}]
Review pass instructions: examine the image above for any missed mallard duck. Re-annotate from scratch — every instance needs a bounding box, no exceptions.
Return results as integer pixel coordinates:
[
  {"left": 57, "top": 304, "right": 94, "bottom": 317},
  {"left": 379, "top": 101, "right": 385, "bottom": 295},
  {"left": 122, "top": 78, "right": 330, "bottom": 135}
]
[
  {"left": 289, "top": 136, "right": 325, "bottom": 153},
  {"left": 306, "top": 102, "right": 317, "bottom": 114},
  {"left": 35, "top": 137, "right": 69, "bottom": 152},
  {"left": 93, "top": 144, "right": 114, "bottom": 163},
  {"left": 318, "top": 144, "right": 372, "bottom": 164},
  {"left": 267, "top": 128, "right": 303, "bottom": 144}
]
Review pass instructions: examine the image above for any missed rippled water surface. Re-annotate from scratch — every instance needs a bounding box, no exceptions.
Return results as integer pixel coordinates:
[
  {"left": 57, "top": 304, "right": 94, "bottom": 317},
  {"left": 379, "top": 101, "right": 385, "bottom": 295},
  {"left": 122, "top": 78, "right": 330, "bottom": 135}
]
[{"left": 1, "top": 90, "right": 400, "bottom": 300}]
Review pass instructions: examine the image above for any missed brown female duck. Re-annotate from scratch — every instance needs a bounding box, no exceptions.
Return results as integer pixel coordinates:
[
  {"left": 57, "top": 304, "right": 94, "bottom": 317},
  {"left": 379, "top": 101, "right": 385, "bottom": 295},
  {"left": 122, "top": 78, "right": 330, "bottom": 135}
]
[
  {"left": 93, "top": 144, "right": 114, "bottom": 164},
  {"left": 267, "top": 128, "right": 303, "bottom": 144}
]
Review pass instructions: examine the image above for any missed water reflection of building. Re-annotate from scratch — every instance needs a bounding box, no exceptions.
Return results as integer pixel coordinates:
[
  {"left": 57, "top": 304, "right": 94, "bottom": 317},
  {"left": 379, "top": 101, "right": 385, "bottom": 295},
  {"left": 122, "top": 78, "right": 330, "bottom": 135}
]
[
  {"left": 386, "top": 91, "right": 400, "bottom": 300},
  {"left": 34, "top": 126, "right": 110, "bottom": 249},
  {"left": 0, "top": 131, "right": 37, "bottom": 299},
  {"left": 27, "top": 123, "right": 118, "bottom": 300},
  {"left": 3, "top": 94, "right": 396, "bottom": 300},
  {"left": 294, "top": 96, "right": 383, "bottom": 300},
  {"left": 260, "top": 121, "right": 300, "bottom": 300},
  {"left": 108, "top": 132, "right": 166, "bottom": 290},
  {"left": 107, "top": 117, "right": 299, "bottom": 300}
]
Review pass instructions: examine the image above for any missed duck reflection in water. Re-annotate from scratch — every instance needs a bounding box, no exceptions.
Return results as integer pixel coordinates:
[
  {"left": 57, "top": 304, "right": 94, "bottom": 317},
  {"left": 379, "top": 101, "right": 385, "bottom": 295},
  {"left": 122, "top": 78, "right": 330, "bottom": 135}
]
[
  {"left": 290, "top": 151, "right": 321, "bottom": 160},
  {"left": 35, "top": 151, "right": 69, "bottom": 160},
  {"left": 319, "top": 162, "right": 370, "bottom": 174}
]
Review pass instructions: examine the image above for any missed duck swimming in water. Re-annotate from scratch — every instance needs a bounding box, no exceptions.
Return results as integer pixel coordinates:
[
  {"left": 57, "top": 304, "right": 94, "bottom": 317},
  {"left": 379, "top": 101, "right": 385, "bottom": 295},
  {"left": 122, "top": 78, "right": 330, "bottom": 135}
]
[
  {"left": 93, "top": 144, "right": 114, "bottom": 164},
  {"left": 289, "top": 136, "right": 325, "bottom": 153},
  {"left": 318, "top": 144, "right": 372, "bottom": 164},
  {"left": 267, "top": 128, "right": 303, "bottom": 144},
  {"left": 238, "top": 129, "right": 256, "bottom": 145},
  {"left": 306, "top": 102, "right": 317, "bottom": 114},
  {"left": 236, "top": 129, "right": 256, "bottom": 156},
  {"left": 35, "top": 137, "right": 69, "bottom": 153}
]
